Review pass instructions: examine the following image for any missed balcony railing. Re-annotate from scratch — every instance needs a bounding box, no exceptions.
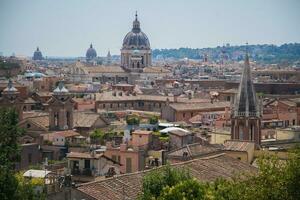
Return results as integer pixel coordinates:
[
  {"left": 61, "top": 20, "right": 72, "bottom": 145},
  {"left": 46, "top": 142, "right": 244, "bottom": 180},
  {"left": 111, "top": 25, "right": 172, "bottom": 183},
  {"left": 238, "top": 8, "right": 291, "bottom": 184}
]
[
  {"left": 233, "top": 111, "right": 260, "bottom": 117},
  {"left": 71, "top": 168, "right": 92, "bottom": 176}
]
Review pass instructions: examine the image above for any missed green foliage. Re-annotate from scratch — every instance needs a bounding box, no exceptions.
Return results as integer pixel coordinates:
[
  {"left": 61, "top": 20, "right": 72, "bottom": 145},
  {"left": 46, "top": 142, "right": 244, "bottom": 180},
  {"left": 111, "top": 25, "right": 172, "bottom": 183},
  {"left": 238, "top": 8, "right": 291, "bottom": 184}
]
[
  {"left": 90, "top": 129, "right": 105, "bottom": 145},
  {"left": 43, "top": 140, "right": 52, "bottom": 145},
  {"left": 159, "top": 136, "right": 169, "bottom": 143},
  {"left": 140, "top": 165, "right": 191, "bottom": 200},
  {"left": 15, "top": 172, "right": 45, "bottom": 200},
  {"left": 140, "top": 149, "right": 300, "bottom": 200},
  {"left": 90, "top": 129, "right": 123, "bottom": 145},
  {"left": 149, "top": 116, "right": 159, "bottom": 125},
  {"left": 0, "top": 108, "right": 23, "bottom": 168},
  {"left": 0, "top": 108, "right": 45, "bottom": 199},
  {"left": 153, "top": 43, "right": 300, "bottom": 64},
  {"left": 159, "top": 179, "right": 205, "bottom": 200},
  {"left": 126, "top": 114, "right": 140, "bottom": 125}
]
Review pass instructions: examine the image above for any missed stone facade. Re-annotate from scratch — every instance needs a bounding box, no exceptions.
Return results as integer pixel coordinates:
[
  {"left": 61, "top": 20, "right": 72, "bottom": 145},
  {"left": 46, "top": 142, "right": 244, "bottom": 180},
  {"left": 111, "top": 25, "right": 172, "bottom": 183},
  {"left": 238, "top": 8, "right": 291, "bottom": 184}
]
[
  {"left": 231, "top": 52, "right": 261, "bottom": 146},
  {"left": 48, "top": 82, "right": 75, "bottom": 130},
  {"left": 121, "top": 12, "right": 151, "bottom": 71}
]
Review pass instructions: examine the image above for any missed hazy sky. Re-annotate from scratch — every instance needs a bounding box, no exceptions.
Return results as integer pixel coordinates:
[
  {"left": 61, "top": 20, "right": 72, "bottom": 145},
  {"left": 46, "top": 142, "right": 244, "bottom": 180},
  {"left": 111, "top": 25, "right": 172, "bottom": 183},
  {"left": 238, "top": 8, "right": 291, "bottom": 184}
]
[{"left": 0, "top": 0, "right": 300, "bottom": 57}]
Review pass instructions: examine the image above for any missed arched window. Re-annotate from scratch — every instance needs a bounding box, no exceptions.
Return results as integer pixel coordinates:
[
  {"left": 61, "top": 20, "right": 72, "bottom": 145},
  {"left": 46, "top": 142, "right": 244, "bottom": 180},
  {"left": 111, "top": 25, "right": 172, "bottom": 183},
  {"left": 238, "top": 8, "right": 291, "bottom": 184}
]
[
  {"left": 66, "top": 111, "right": 70, "bottom": 128},
  {"left": 54, "top": 112, "right": 59, "bottom": 128}
]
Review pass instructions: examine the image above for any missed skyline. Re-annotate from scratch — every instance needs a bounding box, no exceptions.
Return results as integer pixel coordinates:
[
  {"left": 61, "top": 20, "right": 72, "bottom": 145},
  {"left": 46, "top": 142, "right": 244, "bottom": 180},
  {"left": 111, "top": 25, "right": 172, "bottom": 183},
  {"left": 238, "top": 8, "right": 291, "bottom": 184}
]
[{"left": 1, "top": 0, "right": 300, "bottom": 57}]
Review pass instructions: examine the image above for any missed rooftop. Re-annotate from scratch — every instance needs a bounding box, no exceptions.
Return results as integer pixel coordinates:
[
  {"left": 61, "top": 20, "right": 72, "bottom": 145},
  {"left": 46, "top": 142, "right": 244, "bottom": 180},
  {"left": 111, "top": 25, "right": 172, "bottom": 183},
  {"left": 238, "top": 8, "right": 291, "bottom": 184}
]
[
  {"left": 224, "top": 140, "right": 255, "bottom": 152},
  {"left": 76, "top": 153, "right": 256, "bottom": 200},
  {"left": 169, "top": 101, "right": 230, "bottom": 111}
]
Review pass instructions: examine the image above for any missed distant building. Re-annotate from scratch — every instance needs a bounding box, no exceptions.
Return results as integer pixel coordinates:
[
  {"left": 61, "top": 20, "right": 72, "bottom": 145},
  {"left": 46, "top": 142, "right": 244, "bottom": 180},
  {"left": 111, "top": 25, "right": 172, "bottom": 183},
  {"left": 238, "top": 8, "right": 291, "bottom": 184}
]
[
  {"left": 86, "top": 43, "right": 97, "bottom": 62},
  {"left": 48, "top": 81, "right": 75, "bottom": 131},
  {"left": 231, "top": 50, "right": 261, "bottom": 146},
  {"left": 106, "top": 50, "right": 112, "bottom": 65},
  {"left": 33, "top": 47, "right": 44, "bottom": 60},
  {"left": 121, "top": 12, "right": 152, "bottom": 71},
  {"left": 0, "top": 80, "right": 24, "bottom": 120}
]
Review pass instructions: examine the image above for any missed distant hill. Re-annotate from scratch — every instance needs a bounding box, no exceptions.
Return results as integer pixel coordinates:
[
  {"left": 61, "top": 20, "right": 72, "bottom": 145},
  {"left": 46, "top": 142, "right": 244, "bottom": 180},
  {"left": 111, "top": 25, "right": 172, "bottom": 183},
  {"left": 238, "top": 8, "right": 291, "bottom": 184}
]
[{"left": 153, "top": 43, "right": 300, "bottom": 64}]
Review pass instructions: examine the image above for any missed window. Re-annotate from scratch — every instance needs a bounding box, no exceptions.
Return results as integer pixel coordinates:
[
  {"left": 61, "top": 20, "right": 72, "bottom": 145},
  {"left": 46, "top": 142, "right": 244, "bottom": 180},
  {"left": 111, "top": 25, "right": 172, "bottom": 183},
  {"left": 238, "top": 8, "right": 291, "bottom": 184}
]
[
  {"left": 103, "top": 104, "right": 106, "bottom": 108},
  {"left": 84, "top": 159, "right": 90, "bottom": 169},
  {"left": 27, "top": 123, "right": 31, "bottom": 128},
  {"left": 110, "top": 104, "right": 113, "bottom": 108},
  {"left": 183, "top": 113, "right": 185, "bottom": 118}
]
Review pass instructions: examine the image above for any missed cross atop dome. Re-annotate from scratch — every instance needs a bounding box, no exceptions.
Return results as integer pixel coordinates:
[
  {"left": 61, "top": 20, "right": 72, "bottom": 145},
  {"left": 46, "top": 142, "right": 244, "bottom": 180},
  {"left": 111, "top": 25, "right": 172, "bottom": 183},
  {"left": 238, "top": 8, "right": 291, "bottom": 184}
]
[{"left": 132, "top": 11, "right": 141, "bottom": 33}]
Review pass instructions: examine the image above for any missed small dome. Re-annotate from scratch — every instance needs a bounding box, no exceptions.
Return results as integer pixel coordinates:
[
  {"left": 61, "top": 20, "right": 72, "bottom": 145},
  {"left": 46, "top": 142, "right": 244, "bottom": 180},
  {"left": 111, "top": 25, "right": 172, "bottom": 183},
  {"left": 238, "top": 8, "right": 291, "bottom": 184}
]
[
  {"left": 33, "top": 47, "right": 43, "bottom": 60},
  {"left": 86, "top": 44, "right": 97, "bottom": 61},
  {"left": 54, "top": 81, "right": 69, "bottom": 94},
  {"left": 122, "top": 13, "right": 150, "bottom": 50},
  {"left": 3, "top": 79, "right": 18, "bottom": 93}
]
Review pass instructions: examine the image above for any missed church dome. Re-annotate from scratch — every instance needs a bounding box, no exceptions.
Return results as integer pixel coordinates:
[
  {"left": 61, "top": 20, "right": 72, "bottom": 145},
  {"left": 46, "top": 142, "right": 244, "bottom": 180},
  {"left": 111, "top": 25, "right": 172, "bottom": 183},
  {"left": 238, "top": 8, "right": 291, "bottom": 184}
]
[
  {"left": 86, "top": 44, "right": 97, "bottom": 60},
  {"left": 122, "top": 13, "right": 150, "bottom": 50},
  {"left": 33, "top": 47, "right": 43, "bottom": 60}
]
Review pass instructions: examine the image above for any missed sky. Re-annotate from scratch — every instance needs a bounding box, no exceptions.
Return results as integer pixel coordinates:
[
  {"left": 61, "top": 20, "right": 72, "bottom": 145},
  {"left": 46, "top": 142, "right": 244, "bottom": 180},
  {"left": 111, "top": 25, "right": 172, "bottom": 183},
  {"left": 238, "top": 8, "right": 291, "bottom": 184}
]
[{"left": 0, "top": 0, "right": 300, "bottom": 57}]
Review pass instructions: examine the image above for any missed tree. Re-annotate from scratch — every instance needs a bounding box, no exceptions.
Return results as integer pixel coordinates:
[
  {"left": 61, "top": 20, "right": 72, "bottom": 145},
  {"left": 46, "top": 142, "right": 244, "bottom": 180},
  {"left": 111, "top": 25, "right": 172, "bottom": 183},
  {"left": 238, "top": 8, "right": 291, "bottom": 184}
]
[
  {"left": 140, "top": 147, "right": 300, "bottom": 200},
  {"left": 149, "top": 116, "right": 159, "bottom": 125},
  {"left": 140, "top": 165, "right": 191, "bottom": 200},
  {"left": 159, "top": 179, "right": 206, "bottom": 200},
  {"left": 90, "top": 129, "right": 105, "bottom": 145},
  {"left": 0, "top": 108, "right": 23, "bottom": 200},
  {"left": 0, "top": 108, "right": 45, "bottom": 200},
  {"left": 126, "top": 114, "right": 140, "bottom": 125}
]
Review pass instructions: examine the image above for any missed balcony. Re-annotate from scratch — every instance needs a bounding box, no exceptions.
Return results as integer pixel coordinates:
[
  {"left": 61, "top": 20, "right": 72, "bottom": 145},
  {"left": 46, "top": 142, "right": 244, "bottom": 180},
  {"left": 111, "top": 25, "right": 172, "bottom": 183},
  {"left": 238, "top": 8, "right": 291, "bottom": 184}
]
[{"left": 71, "top": 168, "right": 92, "bottom": 176}]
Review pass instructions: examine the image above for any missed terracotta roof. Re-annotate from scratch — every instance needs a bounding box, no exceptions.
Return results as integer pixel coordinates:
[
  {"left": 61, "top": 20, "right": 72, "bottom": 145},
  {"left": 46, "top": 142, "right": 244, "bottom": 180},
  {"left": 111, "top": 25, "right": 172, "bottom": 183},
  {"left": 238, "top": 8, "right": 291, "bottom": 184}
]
[
  {"left": 54, "top": 130, "right": 80, "bottom": 138},
  {"left": 143, "top": 66, "right": 171, "bottom": 73},
  {"left": 96, "top": 91, "right": 209, "bottom": 103},
  {"left": 167, "top": 143, "right": 223, "bottom": 160},
  {"left": 169, "top": 129, "right": 191, "bottom": 137},
  {"left": 188, "top": 114, "right": 203, "bottom": 123},
  {"left": 74, "top": 112, "right": 108, "bottom": 128},
  {"left": 67, "top": 152, "right": 103, "bottom": 159},
  {"left": 86, "top": 66, "right": 125, "bottom": 74},
  {"left": 279, "top": 100, "right": 296, "bottom": 107},
  {"left": 24, "top": 97, "right": 36, "bottom": 104},
  {"left": 76, "top": 154, "right": 257, "bottom": 200},
  {"left": 224, "top": 140, "right": 255, "bottom": 152},
  {"left": 170, "top": 101, "right": 230, "bottom": 111},
  {"left": 21, "top": 111, "right": 108, "bottom": 130},
  {"left": 132, "top": 130, "right": 152, "bottom": 135}
]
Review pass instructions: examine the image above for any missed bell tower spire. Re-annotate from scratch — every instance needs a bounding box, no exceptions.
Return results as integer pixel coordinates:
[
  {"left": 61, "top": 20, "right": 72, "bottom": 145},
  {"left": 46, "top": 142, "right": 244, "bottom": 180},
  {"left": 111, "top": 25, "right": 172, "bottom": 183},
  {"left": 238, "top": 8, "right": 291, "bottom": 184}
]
[{"left": 231, "top": 43, "right": 261, "bottom": 147}]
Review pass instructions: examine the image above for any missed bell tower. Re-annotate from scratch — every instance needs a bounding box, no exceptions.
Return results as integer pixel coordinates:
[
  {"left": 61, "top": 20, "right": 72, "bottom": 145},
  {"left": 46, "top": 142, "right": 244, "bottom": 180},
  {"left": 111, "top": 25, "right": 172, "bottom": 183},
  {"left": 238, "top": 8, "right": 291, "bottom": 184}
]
[
  {"left": 231, "top": 45, "right": 261, "bottom": 146},
  {"left": 48, "top": 81, "right": 74, "bottom": 130},
  {"left": 0, "top": 79, "right": 24, "bottom": 120}
]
